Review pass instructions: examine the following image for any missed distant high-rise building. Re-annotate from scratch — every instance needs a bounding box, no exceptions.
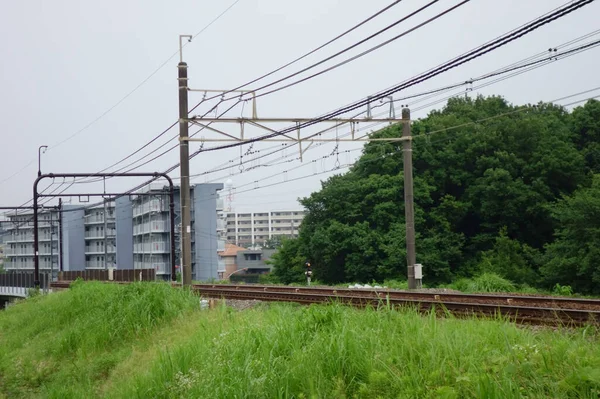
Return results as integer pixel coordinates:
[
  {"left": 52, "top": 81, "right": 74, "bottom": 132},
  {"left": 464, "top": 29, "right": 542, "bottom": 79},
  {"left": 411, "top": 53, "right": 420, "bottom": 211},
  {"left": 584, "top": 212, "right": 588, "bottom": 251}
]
[{"left": 225, "top": 210, "right": 305, "bottom": 247}]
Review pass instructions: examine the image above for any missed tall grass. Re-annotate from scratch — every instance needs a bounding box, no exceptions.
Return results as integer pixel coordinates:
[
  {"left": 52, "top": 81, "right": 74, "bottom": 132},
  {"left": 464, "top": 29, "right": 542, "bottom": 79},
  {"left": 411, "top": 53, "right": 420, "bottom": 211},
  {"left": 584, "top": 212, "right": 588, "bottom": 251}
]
[
  {"left": 3, "top": 283, "right": 600, "bottom": 398},
  {"left": 112, "top": 304, "right": 600, "bottom": 399},
  {"left": 0, "top": 281, "right": 197, "bottom": 398}
]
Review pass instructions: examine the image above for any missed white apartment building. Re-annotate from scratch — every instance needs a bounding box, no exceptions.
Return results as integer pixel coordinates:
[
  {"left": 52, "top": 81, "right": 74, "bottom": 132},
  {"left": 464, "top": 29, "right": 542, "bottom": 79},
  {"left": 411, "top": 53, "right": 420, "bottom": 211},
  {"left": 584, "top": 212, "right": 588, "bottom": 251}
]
[
  {"left": 225, "top": 210, "right": 305, "bottom": 247},
  {"left": 2, "top": 210, "right": 59, "bottom": 274},
  {"left": 131, "top": 188, "right": 172, "bottom": 276},
  {"left": 84, "top": 202, "right": 116, "bottom": 269}
]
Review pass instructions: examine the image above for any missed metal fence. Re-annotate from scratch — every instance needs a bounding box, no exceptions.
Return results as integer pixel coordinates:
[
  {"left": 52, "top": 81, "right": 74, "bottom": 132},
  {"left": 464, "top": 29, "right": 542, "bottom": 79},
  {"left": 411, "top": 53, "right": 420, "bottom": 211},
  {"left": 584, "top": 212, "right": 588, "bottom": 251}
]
[
  {"left": 0, "top": 272, "right": 50, "bottom": 290},
  {"left": 58, "top": 268, "right": 156, "bottom": 282}
]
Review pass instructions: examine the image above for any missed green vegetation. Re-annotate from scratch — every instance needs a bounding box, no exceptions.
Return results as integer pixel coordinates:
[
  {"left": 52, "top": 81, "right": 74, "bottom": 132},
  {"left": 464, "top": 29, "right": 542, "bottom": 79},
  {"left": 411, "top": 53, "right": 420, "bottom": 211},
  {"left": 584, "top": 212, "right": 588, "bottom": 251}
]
[
  {"left": 2, "top": 282, "right": 600, "bottom": 398},
  {"left": 0, "top": 281, "right": 197, "bottom": 398},
  {"left": 271, "top": 96, "right": 600, "bottom": 294}
]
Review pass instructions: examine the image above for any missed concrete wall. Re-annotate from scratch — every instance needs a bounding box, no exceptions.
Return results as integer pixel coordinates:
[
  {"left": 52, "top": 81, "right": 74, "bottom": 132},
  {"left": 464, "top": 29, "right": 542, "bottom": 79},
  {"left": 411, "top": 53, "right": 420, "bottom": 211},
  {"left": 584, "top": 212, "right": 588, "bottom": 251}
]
[
  {"left": 62, "top": 205, "right": 85, "bottom": 271},
  {"left": 236, "top": 249, "right": 276, "bottom": 271},
  {"left": 115, "top": 197, "right": 133, "bottom": 269},
  {"left": 192, "top": 183, "right": 223, "bottom": 281}
]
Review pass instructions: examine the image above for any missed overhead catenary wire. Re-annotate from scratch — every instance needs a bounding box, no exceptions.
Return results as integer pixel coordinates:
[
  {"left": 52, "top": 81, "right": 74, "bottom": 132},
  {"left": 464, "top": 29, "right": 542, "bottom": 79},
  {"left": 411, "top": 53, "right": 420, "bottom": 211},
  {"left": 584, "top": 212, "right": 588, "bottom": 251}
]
[
  {"left": 178, "top": 32, "right": 600, "bottom": 184},
  {"left": 70, "top": 0, "right": 407, "bottom": 183},
  {"left": 26, "top": 25, "right": 600, "bottom": 211},
  {"left": 185, "top": 0, "right": 596, "bottom": 157},
  {"left": 15, "top": 1, "right": 597, "bottom": 210},
  {"left": 4, "top": 90, "right": 599, "bottom": 216},
  {"left": 0, "top": 0, "right": 244, "bottom": 185}
]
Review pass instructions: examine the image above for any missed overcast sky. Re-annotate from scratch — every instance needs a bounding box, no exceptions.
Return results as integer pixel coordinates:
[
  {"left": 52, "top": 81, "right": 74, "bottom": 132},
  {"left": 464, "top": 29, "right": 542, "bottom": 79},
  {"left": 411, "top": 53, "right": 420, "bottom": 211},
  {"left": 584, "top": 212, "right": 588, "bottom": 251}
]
[{"left": 1, "top": 0, "right": 598, "bottom": 213}]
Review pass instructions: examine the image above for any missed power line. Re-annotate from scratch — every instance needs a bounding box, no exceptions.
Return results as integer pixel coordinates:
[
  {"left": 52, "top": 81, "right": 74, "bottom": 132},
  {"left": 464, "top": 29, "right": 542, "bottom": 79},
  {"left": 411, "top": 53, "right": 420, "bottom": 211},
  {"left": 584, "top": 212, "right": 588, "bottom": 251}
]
[
  {"left": 188, "top": 0, "right": 596, "bottom": 155},
  {"left": 185, "top": 29, "right": 600, "bottom": 182},
  {"left": 0, "top": 0, "right": 244, "bottom": 189},
  {"left": 70, "top": 0, "right": 405, "bottom": 182},
  {"left": 22, "top": 1, "right": 597, "bottom": 209},
  {"left": 251, "top": 0, "right": 470, "bottom": 100}
]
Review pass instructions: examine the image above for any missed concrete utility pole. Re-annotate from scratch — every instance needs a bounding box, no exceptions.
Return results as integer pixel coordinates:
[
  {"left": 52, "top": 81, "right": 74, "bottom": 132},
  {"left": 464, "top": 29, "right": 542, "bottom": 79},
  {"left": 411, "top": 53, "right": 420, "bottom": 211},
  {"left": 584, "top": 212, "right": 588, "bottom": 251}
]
[
  {"left": 402, "top": 108, "right": 420, "bottom": 289},
  {"left": 178, "top": 35, "right": 193, "bottom": 287},
  {"left": 58, "top": 198, "right": 63, "bottom": 273},
  {"left": 103, "top": 199, "right": 108, "bottom": 270},
  {"left": 50, "top": 211, "right": 53, "bottom": 282}
]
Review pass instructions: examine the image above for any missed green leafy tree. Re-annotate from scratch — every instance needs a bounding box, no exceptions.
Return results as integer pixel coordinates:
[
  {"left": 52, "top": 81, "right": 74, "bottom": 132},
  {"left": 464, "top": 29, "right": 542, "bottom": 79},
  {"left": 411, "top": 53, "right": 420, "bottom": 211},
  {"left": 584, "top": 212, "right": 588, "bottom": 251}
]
[
  {"left": 269, "top": 238, "right": 306, "bottom": 284},
  {"left": 541, "top": 175, "right": 600, "bottom": 294},
  {"left": 262, "top": 235, "right": 285, "bottom": 250},
  {"left": 270, "top": 96, "right": 593, "bottom": 288},
  {"left": 477, "top": 227, "right": 540, "bottom": 285},
  {"left": 571, "top": 99, "right": 600, "bottom": 172}
]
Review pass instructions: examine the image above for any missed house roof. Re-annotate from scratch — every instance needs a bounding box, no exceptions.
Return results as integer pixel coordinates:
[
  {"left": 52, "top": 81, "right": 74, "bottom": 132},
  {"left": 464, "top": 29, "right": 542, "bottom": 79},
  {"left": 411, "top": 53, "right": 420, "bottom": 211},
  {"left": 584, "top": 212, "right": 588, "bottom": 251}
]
[{"left": 218, "top": 243, "right": 247, "bottom": 257}]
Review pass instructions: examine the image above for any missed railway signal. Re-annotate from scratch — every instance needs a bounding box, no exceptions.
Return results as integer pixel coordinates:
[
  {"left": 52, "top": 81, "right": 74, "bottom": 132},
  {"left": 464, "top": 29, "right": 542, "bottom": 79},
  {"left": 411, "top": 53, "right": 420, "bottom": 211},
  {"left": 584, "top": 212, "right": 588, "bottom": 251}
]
[{"left": 304, "top": 261, "right": 312, "bottom": 286}]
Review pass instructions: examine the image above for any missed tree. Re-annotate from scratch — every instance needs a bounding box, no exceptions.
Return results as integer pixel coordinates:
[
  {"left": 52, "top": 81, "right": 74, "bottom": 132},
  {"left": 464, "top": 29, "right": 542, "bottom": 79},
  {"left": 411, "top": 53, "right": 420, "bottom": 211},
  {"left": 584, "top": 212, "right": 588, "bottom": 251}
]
[
  {"left": 270, "top": 96, "right": 593, "bottom": 288},
  {"left": 571, "top": 99, "right": 600, "bottom": 172},
  {"left": 269, "top": 238, "right": 306, "bottom": 284},
  {"left": 262, "top": 235, "right": 285, "bottom": 250},
  {"left": 541, "top": 175, "right": 600, "bottom": 294}
]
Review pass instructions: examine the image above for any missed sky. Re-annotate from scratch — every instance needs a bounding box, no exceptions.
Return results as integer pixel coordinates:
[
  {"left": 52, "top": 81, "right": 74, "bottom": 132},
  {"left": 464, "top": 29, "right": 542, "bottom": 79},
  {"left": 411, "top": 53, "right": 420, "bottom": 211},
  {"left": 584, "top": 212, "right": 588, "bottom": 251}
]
[{"left": 0, "top": 0, "right": 598, "bottom": 213}]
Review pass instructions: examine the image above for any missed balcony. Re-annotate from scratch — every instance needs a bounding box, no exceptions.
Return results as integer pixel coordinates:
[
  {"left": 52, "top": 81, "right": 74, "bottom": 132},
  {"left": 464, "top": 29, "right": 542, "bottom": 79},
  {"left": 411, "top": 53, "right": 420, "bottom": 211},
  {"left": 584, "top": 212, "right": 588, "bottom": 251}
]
[
  {"left": 5, "top": 233, "right": 35, "bottom": 243},
  {"left": 85, "top": 229, "right": 116, "bottom": 239},
  {"left": 216, "top": 219, "right": 226, "bottom": 231},
  {"left": 133, "top": 220, "right": 169, "bottom": 235},
  {"left": 85, "top": 246, "right": 116, "bottom": 254},
  {"left": 217, "top": 239, "right": 225, "bottom": 251},
  {"left": 84, "top": 214, "right": 115, "bottom": 224},
  {"left": 133, "top": 199, "right": 166, "bottom": 217},
  {"left": 216, "top": 198, "right": 224, "bottom": 211},
  {"left": 153, "top": 263, "right": 169, "bottom": 275},
  {"left": 4, "top": 249, "right": 34, "bottom": 256},
  {"left": 133, "top": 241, "right": 169, "bottom": 254},
  {"left": 85, "top": 261, "right": 115, "bottom": 269}
]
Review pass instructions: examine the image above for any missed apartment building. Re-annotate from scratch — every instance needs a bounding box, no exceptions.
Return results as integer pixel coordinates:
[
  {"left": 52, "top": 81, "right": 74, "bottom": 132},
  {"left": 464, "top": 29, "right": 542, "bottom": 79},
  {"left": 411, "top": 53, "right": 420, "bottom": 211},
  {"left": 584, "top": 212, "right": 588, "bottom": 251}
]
[
  {"left": 2, "top": 209, "right": 61, "bottom": 276},
  {"left": 225, "top": 210, "right": 305, "bottom": 247},
  {"left": 120, "top": 182, "right": 226, "bottom": 281},
  {"left": 1, "top": 183, "right": 225, "bottom": 281},
  {"left": 84, "top": 202, "right": 116, "bottom": 269}
]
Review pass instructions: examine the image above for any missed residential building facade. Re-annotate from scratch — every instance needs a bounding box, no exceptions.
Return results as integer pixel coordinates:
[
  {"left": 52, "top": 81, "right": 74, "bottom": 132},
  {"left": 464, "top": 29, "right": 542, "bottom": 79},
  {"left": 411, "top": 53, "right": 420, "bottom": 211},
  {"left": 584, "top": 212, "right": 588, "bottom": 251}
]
[
  {"left": 1, "top": 183, "right": 226, "bottom": 281},
  {"left": 225, "top": 210, "right": 305, "bottom": 247},
  {"left": 2, "top": 209, "right": 62, "bottom": 276}
]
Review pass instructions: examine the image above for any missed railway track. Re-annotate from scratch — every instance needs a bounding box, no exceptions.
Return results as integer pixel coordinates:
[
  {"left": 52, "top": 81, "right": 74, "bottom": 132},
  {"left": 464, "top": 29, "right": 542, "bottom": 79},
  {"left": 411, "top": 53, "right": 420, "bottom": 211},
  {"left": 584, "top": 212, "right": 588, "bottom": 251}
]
[
  {"left": 193, "top": 284, "right": 600, "bottom": 326},
  {"left": 50, "top": 281, "right": 600, "bottom": 326}
]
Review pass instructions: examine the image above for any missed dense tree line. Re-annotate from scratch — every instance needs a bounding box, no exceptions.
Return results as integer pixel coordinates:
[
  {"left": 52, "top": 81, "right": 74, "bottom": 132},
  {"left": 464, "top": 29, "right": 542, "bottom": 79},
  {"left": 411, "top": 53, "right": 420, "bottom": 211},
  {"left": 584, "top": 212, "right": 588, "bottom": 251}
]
[{"left": 270, "top": 96, "right": 600, "bottom": 294}]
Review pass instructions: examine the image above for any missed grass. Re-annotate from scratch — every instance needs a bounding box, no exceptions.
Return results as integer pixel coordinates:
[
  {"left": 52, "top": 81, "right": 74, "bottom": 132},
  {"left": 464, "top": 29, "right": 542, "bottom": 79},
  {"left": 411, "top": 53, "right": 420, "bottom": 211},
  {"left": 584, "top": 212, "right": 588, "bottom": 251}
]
[
  {"left": 1, "top": 282, "right": 600, "bottom": 398},
  {"left": 0, "top": 281, "right": 197, "bottom": 398}
]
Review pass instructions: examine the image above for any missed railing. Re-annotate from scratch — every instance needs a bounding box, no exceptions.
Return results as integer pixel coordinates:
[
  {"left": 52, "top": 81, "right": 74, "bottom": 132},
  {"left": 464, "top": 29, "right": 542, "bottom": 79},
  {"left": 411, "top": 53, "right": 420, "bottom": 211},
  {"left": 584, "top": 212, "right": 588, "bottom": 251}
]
[
  {"left": 84, "top": 214, "right": 115, "bottom": 224},
  {"left": 58, "top": 268, "right": 156, "bottom": 282},
  {"left": 133, "top": 241, "right": 169, "bottom": 253},
  {"left": 84, "top": 229, "right": 116, "bottom": 239},
  {"left": 133, "top": 199, "right": 167, "bottom": 217},
  {"left": 4, "top": 249, "right": 34, "bottom": 256},
  {"left": 4, "top": 233, "right": 35, "bottom": 242},
  {"left": 153, "top": 263, "right": 169, "bottom": 274},
  {"left": 133, "top": 220, "right": 169, "bottom": 235},
  {"left": 85, "top": 246, "right": 116, "bottom": 254}
]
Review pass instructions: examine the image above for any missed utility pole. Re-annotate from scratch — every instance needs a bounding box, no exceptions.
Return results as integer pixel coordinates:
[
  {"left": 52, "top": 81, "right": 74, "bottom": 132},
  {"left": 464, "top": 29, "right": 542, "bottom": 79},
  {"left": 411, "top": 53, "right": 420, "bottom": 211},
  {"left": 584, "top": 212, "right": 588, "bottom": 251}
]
[
  {"left": 50, "top": 211, "right": 53, "bottom": 284},
  {"left": 103, "top": 199, "right": 108, "bottom": 269},
  {"left": 178, "top": 35, "right": 193, "bottom": 287},
  {"left": 58, "top": 198, "right": 63, "bottom": 274},
  {"left": 402, "top": 108, "right": 420, "bottom": 289}
]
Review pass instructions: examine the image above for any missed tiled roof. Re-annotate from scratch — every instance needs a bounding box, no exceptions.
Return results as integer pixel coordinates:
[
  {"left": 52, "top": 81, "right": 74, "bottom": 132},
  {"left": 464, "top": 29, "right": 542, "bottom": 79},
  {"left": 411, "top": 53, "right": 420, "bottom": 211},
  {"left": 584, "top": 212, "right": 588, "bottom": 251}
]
[{"left": 218, "top": 243, "right": 247, "bottom": 257}]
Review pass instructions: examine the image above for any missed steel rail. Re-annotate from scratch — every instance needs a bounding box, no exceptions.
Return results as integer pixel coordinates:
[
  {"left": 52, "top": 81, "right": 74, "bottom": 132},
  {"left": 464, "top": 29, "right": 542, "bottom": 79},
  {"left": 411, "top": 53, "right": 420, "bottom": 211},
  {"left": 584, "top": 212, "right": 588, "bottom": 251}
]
[{"left": 193, "top": 284, "right": 600, "bottom": 311}]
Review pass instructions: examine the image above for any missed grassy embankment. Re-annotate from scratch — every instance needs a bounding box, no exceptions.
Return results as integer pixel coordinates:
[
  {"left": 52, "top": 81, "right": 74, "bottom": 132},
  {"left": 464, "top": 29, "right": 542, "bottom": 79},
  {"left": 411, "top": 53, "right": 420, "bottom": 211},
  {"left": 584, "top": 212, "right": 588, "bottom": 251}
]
[{"left": 1, "top": 281, "right": 600, "bottom": 398}]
